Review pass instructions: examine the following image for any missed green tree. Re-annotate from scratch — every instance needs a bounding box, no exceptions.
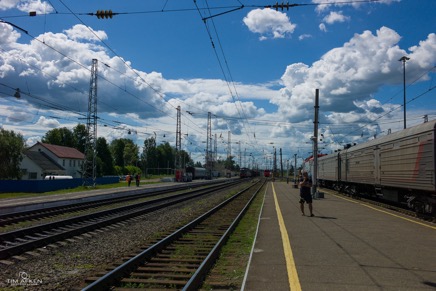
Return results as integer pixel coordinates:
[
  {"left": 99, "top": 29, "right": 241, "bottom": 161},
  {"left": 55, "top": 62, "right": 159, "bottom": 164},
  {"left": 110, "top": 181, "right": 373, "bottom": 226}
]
[
  {"left": 73, "top": 124, "right": 87, "bottom": 153},
  {"left": 41, "top": 127, "right": 75, "bottom": 147},
  {"left": 179, "top": 150, "right": 193, "bottom": 168},
  {"left": 0, "top": 129, "right": 25, "bottom": 179},
  {"left": 123, "top": 139, "right": 139, "bottom": 166},
  {"left": 224, "top": 155, "right": 237, "bottom": 171},
  {"left": 142, "top": 137, "right": 157, "bottom": 175},
  {"left": 110, "top": 139, "right": 125, "bottom": 168},
  {"left": 96, "top": 137, "right": 114, "bottom": 176},
  {"left": 157, "top": 142, "right": 175, "bottom": 174},
  {"left": 110, "top": 138, "right": 139, "bottom": 169}
]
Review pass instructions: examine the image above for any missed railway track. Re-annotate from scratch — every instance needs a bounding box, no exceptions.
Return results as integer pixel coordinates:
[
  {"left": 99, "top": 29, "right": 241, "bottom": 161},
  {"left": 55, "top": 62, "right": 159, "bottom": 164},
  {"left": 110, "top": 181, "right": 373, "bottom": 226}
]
[
  {"left": 0, "top": 181, "right": 224, "bottom": 227},
  {"left": 0, "top": 180, "right": 243, "bottom": 261},
  {"left": 82, "top": 179, "right": 266, "bottom": 290}
]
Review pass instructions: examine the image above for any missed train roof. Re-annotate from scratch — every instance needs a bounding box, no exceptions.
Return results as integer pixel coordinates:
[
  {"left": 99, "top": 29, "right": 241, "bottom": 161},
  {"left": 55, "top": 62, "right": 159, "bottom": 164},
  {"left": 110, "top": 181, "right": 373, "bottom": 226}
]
[{"left": 321, "top": 119, "right": 436, "bottom": 158}]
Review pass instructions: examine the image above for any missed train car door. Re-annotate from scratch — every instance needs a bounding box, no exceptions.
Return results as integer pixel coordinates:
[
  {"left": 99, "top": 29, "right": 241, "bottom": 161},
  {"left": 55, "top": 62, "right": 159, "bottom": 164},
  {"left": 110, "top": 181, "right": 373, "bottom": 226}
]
[{"left": 373, "top": 146, "right": 381, "bottom": 185}]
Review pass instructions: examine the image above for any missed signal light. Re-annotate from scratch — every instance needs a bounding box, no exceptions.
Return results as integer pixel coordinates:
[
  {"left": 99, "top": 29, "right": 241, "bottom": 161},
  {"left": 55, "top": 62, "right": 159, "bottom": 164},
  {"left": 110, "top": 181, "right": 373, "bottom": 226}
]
[{"left": 95, "top": 10, "right": 113, "bottom": 19}]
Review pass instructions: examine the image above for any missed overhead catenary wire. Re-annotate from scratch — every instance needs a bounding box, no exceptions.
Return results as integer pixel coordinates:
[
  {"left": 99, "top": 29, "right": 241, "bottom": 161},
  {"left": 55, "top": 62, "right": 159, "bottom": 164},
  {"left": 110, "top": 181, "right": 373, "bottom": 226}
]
[
  {"left": 193, "top": 0, "right": 257, "bottom": 145},
  {"left": 0, "top": 17, "right": 209, "bottom": 143},
  {"left": 53, "top": 0, "right": 217, "bottom": 145},
  {"left": 1, "top": 0, "right": 434, "bottom": 160},
  {"left": 0, "top": 1, "right": 385, "bottom": 20}
]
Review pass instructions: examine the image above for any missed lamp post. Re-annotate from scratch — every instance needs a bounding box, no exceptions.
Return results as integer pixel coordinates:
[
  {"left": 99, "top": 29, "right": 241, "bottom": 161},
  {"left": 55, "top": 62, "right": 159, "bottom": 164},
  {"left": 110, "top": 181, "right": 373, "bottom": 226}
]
[{"left": 399, "top": 56, "right": 410, "bottom": 129}]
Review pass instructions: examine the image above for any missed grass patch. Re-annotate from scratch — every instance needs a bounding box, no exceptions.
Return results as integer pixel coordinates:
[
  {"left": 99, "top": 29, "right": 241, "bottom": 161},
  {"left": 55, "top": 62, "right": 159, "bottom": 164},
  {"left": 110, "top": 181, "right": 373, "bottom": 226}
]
[{"left": 202, "top": 185, "right": 266, "bottom": 289}]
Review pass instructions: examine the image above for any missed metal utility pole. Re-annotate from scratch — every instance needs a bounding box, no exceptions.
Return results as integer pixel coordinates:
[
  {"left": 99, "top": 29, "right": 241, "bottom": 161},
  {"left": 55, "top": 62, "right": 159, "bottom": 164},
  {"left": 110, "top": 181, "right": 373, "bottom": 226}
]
[
  {"left": 175, "top": 106, "right": 182, "bottom": 180},
  {"left": 227, "top": 131, "right": 231, "bottom": 161},
  {"left": 273, "top": 147, "right": 277, "bottom": 175},
  {"left": 399, "top": 56, "right": 410, "bottom": 129},
  {"left": 293, "top": 153, "right": 297, "bottom": 188},
  {"left": 312, "top": 89, "right": 319, "bottom": 197},
  {"left": 206, "top": 112, "right": 212, "bottom": 179},
  {"left": 213, "top": 133, "right": 217, "bottom": 174},
  {"left": 83, "top": 59, "right": 98, "bottom": 187},
  {"left": 238, "top": 142, "right": 241, "bottom": 168},
  {"left": 280, "top": 148, "right": 283, "bottom": 178}
]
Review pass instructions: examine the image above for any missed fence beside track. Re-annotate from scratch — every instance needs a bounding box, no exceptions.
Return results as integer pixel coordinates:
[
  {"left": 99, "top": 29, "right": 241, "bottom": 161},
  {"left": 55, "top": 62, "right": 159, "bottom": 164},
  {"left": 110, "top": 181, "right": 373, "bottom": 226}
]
[{"left": 0, "top": 176, "right": 120, "bottom": 193}]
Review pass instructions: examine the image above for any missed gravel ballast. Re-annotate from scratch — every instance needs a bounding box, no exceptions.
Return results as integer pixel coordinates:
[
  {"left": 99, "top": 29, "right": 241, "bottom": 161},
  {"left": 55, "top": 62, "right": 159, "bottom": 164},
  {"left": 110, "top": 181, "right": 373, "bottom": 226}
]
[{"left": 0, "top": 189, "right": 233, "bottom": 290}]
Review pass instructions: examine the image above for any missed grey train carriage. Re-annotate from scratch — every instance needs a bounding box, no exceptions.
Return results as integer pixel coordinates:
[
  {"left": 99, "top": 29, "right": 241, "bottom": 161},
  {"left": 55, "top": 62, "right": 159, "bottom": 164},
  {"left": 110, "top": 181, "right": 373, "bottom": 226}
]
[{"left": 317, "top": 120, "right": 436, "bottom": 216}]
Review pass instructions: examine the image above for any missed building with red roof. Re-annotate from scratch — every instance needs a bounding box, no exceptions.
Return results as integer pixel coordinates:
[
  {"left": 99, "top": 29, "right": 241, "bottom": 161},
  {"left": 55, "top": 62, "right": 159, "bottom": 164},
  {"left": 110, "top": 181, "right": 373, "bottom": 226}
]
[{"left": 20, "top": 142, "right": 85, "bottom": 180}]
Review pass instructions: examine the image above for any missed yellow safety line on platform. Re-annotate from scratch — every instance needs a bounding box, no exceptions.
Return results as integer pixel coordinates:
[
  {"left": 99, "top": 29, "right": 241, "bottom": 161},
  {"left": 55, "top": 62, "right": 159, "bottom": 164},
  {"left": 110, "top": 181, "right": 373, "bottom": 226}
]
[
  {"left": 333, "top": 194, "right": 436, "bottom": 230},
  {"left": 272, "top": 183, "right": 302, "bottom": 291}
]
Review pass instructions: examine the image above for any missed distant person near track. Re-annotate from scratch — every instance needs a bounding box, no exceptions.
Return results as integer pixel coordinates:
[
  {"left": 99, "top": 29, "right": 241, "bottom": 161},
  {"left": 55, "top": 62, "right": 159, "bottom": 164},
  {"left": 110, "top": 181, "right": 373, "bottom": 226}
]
[
  {"left": 135, "top": 173, "right": 140, "bottom": 187},
  {"left": 126, "top": 174, "right": 132, "bottom": 187}
]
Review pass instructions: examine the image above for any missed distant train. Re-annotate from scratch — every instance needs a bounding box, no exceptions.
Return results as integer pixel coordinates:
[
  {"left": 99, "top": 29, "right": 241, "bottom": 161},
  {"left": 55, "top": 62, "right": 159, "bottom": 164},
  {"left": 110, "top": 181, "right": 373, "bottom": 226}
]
[
  {"left": 240, "top": 168, "right": 252, "bottom": 178},
  {"left": 185, "top": 167, "right": 207, "bottom": 180},
  {"left": 239, "top": 168, "right": 260, "bottom": 178},
  {"left": 315, "top": 120, "right": 436, "bottom": 216}
]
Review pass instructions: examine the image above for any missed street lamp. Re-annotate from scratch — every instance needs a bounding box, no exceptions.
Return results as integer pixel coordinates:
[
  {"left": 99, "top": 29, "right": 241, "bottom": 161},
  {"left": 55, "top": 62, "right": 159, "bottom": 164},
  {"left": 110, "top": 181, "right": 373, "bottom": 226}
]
[{"left": 399, "top": 56, "right": 410, "bottom": 129}]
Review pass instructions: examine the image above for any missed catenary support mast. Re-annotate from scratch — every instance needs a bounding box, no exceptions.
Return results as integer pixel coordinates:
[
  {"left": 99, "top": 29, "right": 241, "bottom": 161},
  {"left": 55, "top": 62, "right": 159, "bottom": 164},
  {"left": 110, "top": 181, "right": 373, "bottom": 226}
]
[
  {"left": 83, "top": 59, "right": 98, "bottom": 186},
  {"left": 312, "top": 89, "right": 319, "bottom": 197}
]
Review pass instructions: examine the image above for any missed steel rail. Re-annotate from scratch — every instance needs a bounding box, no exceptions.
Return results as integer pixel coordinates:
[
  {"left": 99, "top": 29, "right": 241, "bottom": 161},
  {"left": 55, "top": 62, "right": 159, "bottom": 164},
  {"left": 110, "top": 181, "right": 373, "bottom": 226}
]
[
  {"left": 0, "top": 180, "right": 226, "bottom": 226},
  {"left": 82, "top": 179, "right": 265, "bottom": 290},
  {"left": 0, "top": 180, "right": 243, "bottom": 260}
]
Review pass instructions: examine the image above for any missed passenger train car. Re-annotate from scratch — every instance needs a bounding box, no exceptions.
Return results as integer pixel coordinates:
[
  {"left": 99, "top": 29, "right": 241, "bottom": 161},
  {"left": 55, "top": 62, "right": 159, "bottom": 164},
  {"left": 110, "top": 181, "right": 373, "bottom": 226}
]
[{"left": 317, "top": 120, "right": 436, "bottom": 216}]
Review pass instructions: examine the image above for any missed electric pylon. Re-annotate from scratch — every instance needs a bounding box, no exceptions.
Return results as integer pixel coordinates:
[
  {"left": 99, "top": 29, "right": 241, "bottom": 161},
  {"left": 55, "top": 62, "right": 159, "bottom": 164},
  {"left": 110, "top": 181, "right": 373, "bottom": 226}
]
[
  {"left": 214, "top": 133, "right": 217, "bottom": 163},
  {"left": 227, "top": 131, "right": 231, "bottom": 160},
  {"left": 82, "top": 59, "right": 98, "bottom": 186},
  {"left": 175, "top": 106, "right": 182, "bottom": 180},
  {"left": 206, "top": 112, "right": 212, "bottom": 179}
]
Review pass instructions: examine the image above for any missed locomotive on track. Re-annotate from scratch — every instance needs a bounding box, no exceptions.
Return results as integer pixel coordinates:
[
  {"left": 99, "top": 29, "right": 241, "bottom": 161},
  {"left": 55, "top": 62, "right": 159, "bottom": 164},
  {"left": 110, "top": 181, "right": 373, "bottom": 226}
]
[{"left": 317, "top": 120, "right": 436, "bottom": 216}]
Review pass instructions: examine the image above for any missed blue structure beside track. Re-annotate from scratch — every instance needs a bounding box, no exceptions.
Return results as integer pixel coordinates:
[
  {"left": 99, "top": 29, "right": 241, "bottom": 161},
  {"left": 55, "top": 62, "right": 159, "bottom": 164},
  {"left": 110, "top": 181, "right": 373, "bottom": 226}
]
[{"left": 0, "top": 176, "right": 119, "bottom": 193}]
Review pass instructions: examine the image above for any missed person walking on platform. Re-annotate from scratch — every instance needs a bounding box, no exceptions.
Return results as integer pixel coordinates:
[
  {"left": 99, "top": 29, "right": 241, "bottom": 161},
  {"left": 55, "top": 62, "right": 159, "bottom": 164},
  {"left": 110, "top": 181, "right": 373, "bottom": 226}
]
[
  {"left": 126, "top": 173, "right": 132, "bottom": 187},
  {"left": 135, "top": 173, "right": 140, "bottom": 187},
  {"left": 299, "top": 171, "right": 314, "bottom": 217}
]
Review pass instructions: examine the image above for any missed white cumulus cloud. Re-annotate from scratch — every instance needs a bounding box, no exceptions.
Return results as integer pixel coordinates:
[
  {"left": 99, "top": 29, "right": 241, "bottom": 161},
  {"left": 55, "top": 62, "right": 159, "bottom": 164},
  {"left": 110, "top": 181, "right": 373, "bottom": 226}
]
[
  {"left": 35, "top": 116, "right": 60, "bottom": 128},
  {"left": 323, "top": 11, "right": 350, "bottom": 24},
  {"left": 243, "top": 8, "right": 296, "bottom": 40},
  {"left": 273, "top": 26, "right": 436, "bottom": 128}
]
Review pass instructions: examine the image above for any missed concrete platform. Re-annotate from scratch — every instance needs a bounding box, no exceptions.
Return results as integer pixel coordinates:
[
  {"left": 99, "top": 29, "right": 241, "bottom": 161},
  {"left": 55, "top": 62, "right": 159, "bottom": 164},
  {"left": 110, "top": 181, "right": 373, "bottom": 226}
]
[{"left": 242, "top": 181, "right": 436, "bottom": 291}]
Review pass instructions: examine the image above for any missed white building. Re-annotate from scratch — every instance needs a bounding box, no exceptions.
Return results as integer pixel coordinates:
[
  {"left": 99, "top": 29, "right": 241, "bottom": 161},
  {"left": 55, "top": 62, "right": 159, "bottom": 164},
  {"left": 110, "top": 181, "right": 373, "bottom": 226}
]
[{"left": 20, "top": 142, "right": 85, "bottom": 180}]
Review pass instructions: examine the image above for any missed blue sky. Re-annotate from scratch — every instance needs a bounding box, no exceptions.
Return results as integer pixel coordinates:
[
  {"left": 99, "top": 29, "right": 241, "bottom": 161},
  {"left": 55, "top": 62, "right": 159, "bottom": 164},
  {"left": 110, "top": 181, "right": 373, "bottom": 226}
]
[{"left": 0, "top": 0, "right": 435, "bottom": 168}]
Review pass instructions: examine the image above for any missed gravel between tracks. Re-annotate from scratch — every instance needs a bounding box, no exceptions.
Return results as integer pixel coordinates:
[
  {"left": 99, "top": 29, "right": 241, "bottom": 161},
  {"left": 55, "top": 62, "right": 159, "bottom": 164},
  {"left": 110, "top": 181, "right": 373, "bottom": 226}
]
[{"left": 0, "top": 190, "right": 231, "bottom": 290}]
